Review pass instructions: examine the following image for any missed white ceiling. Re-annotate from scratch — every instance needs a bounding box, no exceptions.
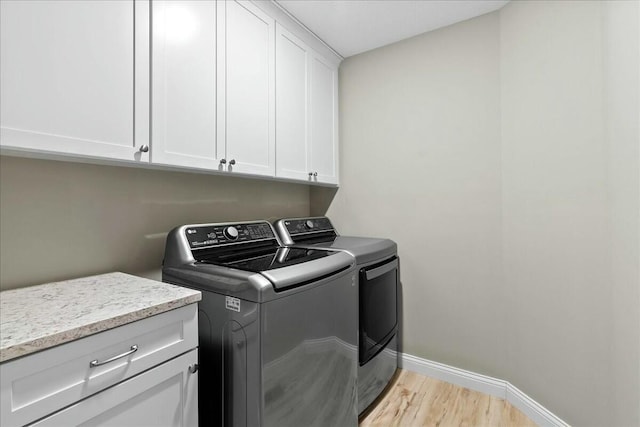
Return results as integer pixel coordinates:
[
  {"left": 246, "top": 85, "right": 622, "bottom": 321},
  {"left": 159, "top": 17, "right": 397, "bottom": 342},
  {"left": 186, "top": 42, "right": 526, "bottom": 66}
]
[{"left": 275, "top": 0, "right": 510, "bottom": 58}]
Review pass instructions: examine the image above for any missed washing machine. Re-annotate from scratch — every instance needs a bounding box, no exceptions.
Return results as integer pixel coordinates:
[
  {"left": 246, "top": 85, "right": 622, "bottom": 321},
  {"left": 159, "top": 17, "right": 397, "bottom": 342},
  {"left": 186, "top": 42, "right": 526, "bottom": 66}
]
[
  {"left": 273, "top": 217, "right": 399, "bottom": 415},
  {"left": 163, "top": 220, "right": 358, "bottom": 427}
]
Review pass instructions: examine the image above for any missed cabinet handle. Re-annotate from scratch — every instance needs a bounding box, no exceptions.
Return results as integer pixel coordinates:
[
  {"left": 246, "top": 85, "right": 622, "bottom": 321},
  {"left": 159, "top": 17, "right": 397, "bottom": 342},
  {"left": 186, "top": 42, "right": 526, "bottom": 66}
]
[
  {"left": 313, "top": 172, "right": 318, "bottom": 177},
  {"left": 308, "top": 172, "right": 313, "bottom": 177},
  {"left": 189, "top": 364, "right": 199, "bottom": 374},
  {"left": 89, "top": 345, "right": 138, "bottom": 368},
  {"left": 220, "top": 159, "right": 227, "bottom": 165},
  {"left": 138, "top": 145, "right": 149, "bottom": 153},
  {"left": 229, "top": 159, "right": 236, "bottom": 166}
]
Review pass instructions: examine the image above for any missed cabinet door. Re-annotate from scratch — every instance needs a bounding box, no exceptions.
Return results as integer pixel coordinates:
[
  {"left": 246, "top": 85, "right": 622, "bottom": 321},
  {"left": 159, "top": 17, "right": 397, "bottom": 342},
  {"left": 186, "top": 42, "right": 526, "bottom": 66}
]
[
  {"left": 152, "top": 1, "right": 222, "bottom": 170},
  {"left": 275, "top": 24, "right": 310, "bottom": 181},
  {"left": 0, "top": 304, "right": 197, "bottom": 427},
  {"left": 309, "top": 54, "right": 339, "bottom": 185},
  {"left": 219, "top": 0, "right": 275, "bottom": 176},
  {"left": 0, "top": 0, "right": 149, "bottom": 162},
  {"left": 30, "top": 350, "right": 198, "bottom": 427}
]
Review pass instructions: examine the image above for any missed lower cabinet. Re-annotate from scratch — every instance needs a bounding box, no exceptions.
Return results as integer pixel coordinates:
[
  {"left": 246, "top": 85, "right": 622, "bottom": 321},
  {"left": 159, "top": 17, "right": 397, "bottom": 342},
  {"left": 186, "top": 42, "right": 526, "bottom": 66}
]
[
  {"left": 0, "top": 305, "right": 198, "bottom": 427},
  {"left": 30, "top": 350, "right": 198, "bottom": 427}
]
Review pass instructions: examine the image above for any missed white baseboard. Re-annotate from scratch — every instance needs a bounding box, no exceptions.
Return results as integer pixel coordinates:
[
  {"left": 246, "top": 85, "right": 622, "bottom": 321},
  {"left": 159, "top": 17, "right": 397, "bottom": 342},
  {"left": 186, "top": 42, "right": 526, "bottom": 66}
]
[
  {"left": 400, "top": 353, "right": 507, "bottom": 398},
  {"left": 399, "top": 353, "right": 570, "bottom": 427},
  {"left": 505, "top": 382, "right": 570, "bottom": 427}
]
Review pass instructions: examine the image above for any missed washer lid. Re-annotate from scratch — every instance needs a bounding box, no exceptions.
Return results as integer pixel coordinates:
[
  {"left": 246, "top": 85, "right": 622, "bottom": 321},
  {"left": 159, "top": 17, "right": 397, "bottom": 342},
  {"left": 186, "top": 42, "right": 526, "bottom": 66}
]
[
  {"left": 195, "top": 245, "right": 337, "bottom": 273},
  {"left": 163, "top": 220, "right": 357, "bottom": 297}
]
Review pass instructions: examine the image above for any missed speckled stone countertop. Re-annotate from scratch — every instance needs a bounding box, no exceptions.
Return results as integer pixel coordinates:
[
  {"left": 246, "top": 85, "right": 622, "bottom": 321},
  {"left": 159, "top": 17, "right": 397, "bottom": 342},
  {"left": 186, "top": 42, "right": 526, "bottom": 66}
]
[{"left": 0, "top": 272, "right": 201, "bottom": 363}]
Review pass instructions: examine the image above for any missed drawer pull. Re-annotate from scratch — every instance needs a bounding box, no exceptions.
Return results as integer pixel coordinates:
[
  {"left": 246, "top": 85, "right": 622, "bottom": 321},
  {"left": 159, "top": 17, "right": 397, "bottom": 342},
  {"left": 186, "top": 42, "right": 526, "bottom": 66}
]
[{"left": 89, "top": 345, "right": 138, "bottom": 368}]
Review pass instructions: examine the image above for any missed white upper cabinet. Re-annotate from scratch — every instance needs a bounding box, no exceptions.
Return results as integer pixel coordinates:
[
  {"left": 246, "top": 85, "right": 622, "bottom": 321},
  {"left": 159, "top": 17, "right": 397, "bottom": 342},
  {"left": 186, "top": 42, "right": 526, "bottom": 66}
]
[
  {"left": 275, "top": 25, "right": 310, "bottom": 181},
  {"left": 308, "top": 53, "right": 339, "bottom": 184},
  {"left": 152, "top": 0, "right": 221, "bottom": 170},
  {"left": 1, "top": 0, "right": 340, "bottom": 184},
  {"left": 275, "top": 25, "right": 339, "bottom": 184},
  {"left": 218, "top": 0, "right": 276, "bottom": 177},
  {"left": 0, "top": 0, "right": 149, "bottom": 162}
]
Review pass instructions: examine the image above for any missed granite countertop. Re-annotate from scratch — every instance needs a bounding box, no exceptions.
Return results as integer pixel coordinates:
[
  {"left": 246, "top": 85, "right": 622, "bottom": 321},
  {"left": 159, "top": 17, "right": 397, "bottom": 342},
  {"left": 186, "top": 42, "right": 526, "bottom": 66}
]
[{"left": 0, "top": 272, "right": 201, "bottom": 363}]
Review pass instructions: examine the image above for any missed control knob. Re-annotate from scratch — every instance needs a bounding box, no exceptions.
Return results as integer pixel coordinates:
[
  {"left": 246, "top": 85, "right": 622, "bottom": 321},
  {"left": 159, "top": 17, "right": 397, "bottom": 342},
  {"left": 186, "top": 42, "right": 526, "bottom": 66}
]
[
  {"left": 224, "top": 226, "right": 239, "bottom": 240},
  {"left": 305, "top": 220, "right": 314, "bottom": 229}
]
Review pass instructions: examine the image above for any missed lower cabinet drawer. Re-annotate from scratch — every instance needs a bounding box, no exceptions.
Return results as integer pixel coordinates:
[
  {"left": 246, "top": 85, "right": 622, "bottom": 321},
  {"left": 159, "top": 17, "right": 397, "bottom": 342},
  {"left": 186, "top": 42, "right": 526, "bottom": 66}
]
[
  {"left": 29, "top": 349, "right": 198, "bottom": 427},
  {"left": 0, "top": 304, "right": 197, "bottom": 427}
]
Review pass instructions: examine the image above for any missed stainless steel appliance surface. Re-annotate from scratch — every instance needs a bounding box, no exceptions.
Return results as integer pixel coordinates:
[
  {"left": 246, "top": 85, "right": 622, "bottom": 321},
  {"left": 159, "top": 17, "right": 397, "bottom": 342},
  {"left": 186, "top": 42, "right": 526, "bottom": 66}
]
[
  {"left": 163, "top": 221, "right": 358, "bottom": 427},
  {"left": 273, "top": 217, "right": 399, "bottom": 415}
]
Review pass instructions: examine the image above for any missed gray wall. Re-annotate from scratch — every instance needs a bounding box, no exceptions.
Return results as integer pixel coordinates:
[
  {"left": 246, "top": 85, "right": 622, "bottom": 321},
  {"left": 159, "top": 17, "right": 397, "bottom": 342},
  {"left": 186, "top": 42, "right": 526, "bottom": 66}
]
[
  {"left": 603, "top": 2, "right": 639, "bottom": 425},
  {"left": 0, "top": 156, "right": 309, "bottom": 290},
  {"left": 501, "top": 1, "right": 639, "bottom": 424},
  {"left": 323, "top": 1, "right": 639, "bottom": 425},
  {"left": 501, "top": 1, "right": 610, "bottom": 424},
  {"left": 320, "top": 11, "right": 505, "bottom": 379}
]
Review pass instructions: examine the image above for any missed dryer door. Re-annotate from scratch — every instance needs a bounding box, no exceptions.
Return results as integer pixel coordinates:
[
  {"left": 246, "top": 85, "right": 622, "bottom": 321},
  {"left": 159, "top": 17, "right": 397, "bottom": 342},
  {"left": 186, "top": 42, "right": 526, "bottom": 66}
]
[{"left": 359, "top": 257, "right": 398, "bottom": 365}]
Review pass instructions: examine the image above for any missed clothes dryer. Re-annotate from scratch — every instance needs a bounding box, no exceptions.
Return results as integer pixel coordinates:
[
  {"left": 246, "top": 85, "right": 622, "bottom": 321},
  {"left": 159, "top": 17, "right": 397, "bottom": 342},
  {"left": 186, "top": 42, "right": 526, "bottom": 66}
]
[{"left": 273, "top": 217, "right": 398, "bottom": 414}]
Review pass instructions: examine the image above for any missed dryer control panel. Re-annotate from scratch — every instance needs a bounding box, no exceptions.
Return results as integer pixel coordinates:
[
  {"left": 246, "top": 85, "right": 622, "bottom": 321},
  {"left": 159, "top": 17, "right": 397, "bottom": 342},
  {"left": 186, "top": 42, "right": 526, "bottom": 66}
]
[
  {"left": 283, "top": 217, "right": 334, "bottom": 236},
  {"left": 274, "top": 217, "right": 338, "bottom": 245}
]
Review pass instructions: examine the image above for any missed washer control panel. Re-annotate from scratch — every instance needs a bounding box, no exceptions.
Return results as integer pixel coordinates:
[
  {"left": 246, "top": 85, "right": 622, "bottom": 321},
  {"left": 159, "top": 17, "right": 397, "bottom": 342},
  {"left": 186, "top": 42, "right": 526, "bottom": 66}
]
[{"left": 185, "top": 222, "right": 275, "bottom": 249}]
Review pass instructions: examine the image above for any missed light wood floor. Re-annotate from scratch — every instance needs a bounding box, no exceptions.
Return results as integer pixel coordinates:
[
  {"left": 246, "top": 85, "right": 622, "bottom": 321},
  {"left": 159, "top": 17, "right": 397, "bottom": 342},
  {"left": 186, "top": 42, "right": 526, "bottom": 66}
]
[{"left": 359, "top": 370, "right": 538, "bottom": 427}]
